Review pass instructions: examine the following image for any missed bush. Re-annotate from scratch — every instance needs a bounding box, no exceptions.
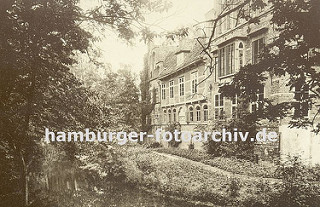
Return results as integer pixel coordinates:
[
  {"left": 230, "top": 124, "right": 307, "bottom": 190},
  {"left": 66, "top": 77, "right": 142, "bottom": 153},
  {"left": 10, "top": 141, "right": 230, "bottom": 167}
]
[
  {"left": 156, "top": 148, "right": 213, "bottom": 162},
  {"left": 145, "top": 142, "right": 162, "bottom": 148},
  {"left": 228, "top": 177, "right": 241, "bottom": 198},
  {"left": 166, "top": 123, "right": 182, "bottom": 148},
  {"left": 120, "top": 147, "right": 264, "bottom": 206},
  {"left": 269, "top": 156, "right": 320, "bottom": 207},
  {"left": 156, "top": 148, "right": 276, "bottom": 178},
  {"left": 203, "top": 157, "right": 276, "bottom": 178}
]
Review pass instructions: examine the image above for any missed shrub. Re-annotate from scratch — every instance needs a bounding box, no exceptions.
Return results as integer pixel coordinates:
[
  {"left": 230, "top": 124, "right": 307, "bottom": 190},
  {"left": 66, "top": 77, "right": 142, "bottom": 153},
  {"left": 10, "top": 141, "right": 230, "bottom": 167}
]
[
  {"left": 156, "top": 147, "right": 276, "bottom": 178},
  {"left": 156, "top": 148, "right": 213, "bottom": 162},
  {"left": 166, "top": 123, "right": 182, "bottom": 148},
  {"left": 203, "top": 157, "right": 276, "bottom": 178},
  {"left": 146, "top": 142, "right": 162, "bottom": 148},
  {"left": 269, "top": 156, "right": 320, "bottom": 207},
  {"left": 228, "top": 177, "right": 241, "bottom": 198}
]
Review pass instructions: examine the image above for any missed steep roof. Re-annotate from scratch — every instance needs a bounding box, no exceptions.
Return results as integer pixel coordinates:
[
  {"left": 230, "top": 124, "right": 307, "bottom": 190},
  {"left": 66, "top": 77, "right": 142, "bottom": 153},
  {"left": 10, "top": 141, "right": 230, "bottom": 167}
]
[{"left": 159, "top": 39, "right": 205, "bottom": 79}]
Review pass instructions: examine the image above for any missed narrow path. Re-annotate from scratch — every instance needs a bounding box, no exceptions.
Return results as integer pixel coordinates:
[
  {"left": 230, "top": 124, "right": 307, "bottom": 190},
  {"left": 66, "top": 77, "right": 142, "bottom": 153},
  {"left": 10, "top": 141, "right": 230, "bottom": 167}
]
[{"left": 153, "top": 151, "right": 280, "bottom": 183}]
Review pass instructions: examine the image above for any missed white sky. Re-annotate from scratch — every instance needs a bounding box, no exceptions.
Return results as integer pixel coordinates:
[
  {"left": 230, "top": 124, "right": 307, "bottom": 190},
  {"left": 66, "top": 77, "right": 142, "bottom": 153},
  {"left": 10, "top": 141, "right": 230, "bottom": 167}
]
[{"left": 80, "top": 0, "right": 214, "bottom": 75}]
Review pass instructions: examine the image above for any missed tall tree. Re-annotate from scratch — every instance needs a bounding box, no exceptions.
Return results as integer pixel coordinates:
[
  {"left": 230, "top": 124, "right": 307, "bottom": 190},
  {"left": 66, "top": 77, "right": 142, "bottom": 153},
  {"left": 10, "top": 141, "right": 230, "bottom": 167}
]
[{"left": 0, "top": 0, "right": 169, "bottom": 206}]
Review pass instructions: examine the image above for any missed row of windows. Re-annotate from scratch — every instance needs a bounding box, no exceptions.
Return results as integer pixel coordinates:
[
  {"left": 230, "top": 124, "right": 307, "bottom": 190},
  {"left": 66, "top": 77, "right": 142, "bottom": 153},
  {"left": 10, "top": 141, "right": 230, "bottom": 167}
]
[
  {"left": 213, "top": 86, "right": 309, "bottom": 120},
  {"left": 163, "top": 105, "right": 209, "bottom": 123},
  {"left": 160, "top": 87, "right": 309, "bottom": 124},
  {"left": 188, "top": 105, "right": 209, "bottom": 122},
  {"left": 217, "top": 39, "right": 262, "bottom": 78},
  {"left": 218, "top": 43, "right": 235, "bottom": 77},
  {"left": 161, "top": 72, "right": 198, "bottom": 100},
  {"left": 216, "top": 0, "right": 267, "bottom": 36}
]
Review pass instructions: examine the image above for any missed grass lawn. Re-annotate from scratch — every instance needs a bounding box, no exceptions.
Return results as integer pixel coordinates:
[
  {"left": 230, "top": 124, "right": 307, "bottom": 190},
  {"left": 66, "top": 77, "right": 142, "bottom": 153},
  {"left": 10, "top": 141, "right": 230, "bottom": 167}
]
[
  {"left": 118, "top": 146, "right": 280, "bottom": 206},
  {"left": 155, "top": 148, "right": 277, "bottom": 178}
]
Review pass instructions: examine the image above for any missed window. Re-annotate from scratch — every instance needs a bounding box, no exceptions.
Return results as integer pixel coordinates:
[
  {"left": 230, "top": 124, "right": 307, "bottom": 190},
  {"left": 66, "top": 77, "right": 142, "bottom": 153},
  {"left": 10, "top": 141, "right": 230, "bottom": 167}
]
[
  {"left": 196, "top": 106, "right": 201, "bottom": 121},
  {"left": 217, "top": 19, "right": 222, "bottom": 34},
  {"left": 161, "top": 84, "right": 166, "bottom": 100},
  {"left": 226, "top": 14, "right": 231, "bottom": 30},
  {"left": 191, "top": 72, "right": 198, "bottom": 94},
  {"left": 163, "top": 110, "right": 166, "bottom": 122},
  {"left": 294, "top": 83, "right": 309, "bottom": 118},
  {"left": 239, "top": 42, "right": 244, "bottom": 69},
  {"left": 173, "top": 109, "right": 177, "bottom": 122},
  {"left": 251, "top": 86, "right": 264, "bottom": 112},
  {"left": 179, "top": 77, "right": 185, "bottom": 96},
  {"left": 177, "top": 53, "right": 184, "bottom": 65},
  {"left": 189, "top": 107, "right": 194, "bottom": 122},
  {"left": 214, "top": 94, "right": 224, "bottom": 120},
  {"left": 203, "top": 105, "right": 208, "bottom": 121},
  {"left": 231, "top": 95, "right": 238, "bottom": 118},
  {"left": 252, "top": 38, "right": 264, "bottom": 64},
  {"left": 218, "top": 44, "right": 235, "bottom": 77},
  {"left": 169, "top": 80, "right": 174, "bottom": 98},
  {"left": 168, "top": 109, "right": 171, "bottom": 123}
]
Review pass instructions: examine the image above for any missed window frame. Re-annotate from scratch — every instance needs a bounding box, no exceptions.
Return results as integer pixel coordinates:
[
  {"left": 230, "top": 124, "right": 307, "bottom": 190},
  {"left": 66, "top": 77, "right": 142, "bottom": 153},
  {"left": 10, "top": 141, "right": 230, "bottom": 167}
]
[
  {"left": 169, "top": 80, "right": 174, "bottom": 98},
  {"left": 250, "top": 86, "right": 264, "bottom": 112},
  {"left": 161, "top": 83, "right": 166, "bottom": 100},
  {"left": 189, "top": 106, "right": 194, "bottom": 122},
  {"left": 218, "top": 43, "right": 235, "bottom": 77},
  {"left": 191, "top": 71, "right": 198, "bottom": 94},
  {"left": 214, "top": 94, "right": 224, "bottom": 120},
  {"left": 179, "top": 76, "right": 185, "bottom": 96},
  {"left": 252, "top": 37, "right": 264, "bottom": 64},
  {"left": 203, "top": 105, "right": 209, "bottom": 121},
  {"left": 231, "top": 94, "right": 238, "bottom": 119},
  {"left": 196, "top": 106, "right": 201, "bottom": 122}
]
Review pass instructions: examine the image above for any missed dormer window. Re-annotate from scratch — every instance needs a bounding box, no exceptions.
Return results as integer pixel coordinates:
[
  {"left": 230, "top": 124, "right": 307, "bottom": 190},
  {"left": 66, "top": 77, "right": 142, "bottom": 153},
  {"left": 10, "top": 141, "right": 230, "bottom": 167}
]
[{"left": 176, "top": 50, "right": 190, "bottom": 66}]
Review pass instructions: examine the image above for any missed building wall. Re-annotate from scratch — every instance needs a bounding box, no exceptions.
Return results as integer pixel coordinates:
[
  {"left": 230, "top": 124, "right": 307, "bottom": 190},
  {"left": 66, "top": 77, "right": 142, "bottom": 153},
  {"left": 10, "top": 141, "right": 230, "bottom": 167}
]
[
  {"left": 145, "top": 0, "right": 320, "bottom": 165},
  {"left": 208, "top": 0, "right": 320, "bottom": 164}
]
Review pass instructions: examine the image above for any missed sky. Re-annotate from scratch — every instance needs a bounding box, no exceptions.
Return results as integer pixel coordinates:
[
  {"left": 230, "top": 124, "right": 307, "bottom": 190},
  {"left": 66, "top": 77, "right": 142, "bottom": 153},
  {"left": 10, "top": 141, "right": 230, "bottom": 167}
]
[{"left": 80, "top": 0, "right": 215, "bottom": 75}]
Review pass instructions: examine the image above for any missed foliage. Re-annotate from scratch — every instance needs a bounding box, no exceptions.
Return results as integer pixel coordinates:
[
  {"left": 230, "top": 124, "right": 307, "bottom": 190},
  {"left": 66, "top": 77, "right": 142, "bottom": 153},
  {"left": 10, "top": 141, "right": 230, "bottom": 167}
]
[
  {"left": 156, "top": 148, "right": 214, "bottom": 162},
  {"left": 121, "top": 146, "right": 278, "bottom": 206},
  {"left": 228, "top": 177, "right": 241, "bottom": 198},
  {"left": 139, "top": 55, "right": 155, "bottom": 133},
  {"left": 220, "top": 0, "right": 320, "bottom": 131},
  {"left": 166, "top": 122, "right": 182, "bottom": 148},
  {"left": 196, "top": 117, "right": 257, "bottom": 160},
  {"left": 156, "top": 147, "right": 276, "bottom": 178},
  {"left": 269, "top": 156, "right": 320, "bottom": 207},
  {"left": 0, "top": 0, "right": 167, "bottom": 206},
  {"left": 145, "top": 142, "right": 162, "bottom": 149}
]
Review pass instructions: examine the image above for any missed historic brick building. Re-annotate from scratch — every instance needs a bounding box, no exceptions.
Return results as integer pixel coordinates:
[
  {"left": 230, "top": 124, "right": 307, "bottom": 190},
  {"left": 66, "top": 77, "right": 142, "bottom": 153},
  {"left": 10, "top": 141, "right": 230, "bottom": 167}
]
[{"left": 145, "top": 0, "right": 320, "bottom": 165}]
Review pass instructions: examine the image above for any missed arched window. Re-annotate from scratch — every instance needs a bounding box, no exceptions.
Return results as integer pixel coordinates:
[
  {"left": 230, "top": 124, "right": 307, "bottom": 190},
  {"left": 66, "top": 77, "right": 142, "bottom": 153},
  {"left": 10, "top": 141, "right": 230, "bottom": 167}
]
[
  {"left": 196, "top": 106, "right": 201, "bottom": 121},
  {"left": 163, "top": 110, "right": 167, "bottom": 123},
  {"left": 239, "top": 42, "right": 244, "bottom": 69},
  {"left": 203, "top": 105, "right": 208, "bottom": 121},
  {"left": 189, "top": 107, "right": 194, "bottom": 122},
  {"left": 168, "top": 109, "right": 171, "bottom": 123},
  {"left": 173, "top": 109, "right": 177, "bottom": 122}
]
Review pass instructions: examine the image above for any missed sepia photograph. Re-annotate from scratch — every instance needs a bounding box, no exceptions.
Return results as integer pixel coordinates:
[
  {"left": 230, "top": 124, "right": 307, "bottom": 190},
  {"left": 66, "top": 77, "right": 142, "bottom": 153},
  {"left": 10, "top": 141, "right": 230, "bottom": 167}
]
[{"left": 1, "top": 0, "right": 320, "bottom": 206}]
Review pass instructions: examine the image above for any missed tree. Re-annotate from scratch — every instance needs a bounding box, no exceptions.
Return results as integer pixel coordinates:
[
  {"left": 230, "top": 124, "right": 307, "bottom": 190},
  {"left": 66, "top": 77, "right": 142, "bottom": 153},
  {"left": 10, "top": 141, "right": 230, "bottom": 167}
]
[
  {"left": 140, "top": 55, "right": 155, "bottom": 134},
  {"left": 219, "top": 0, "right": 320, "bottom": 131},
  {"left": 0, "top": 0, "right": 169, "bottom": 206}
]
